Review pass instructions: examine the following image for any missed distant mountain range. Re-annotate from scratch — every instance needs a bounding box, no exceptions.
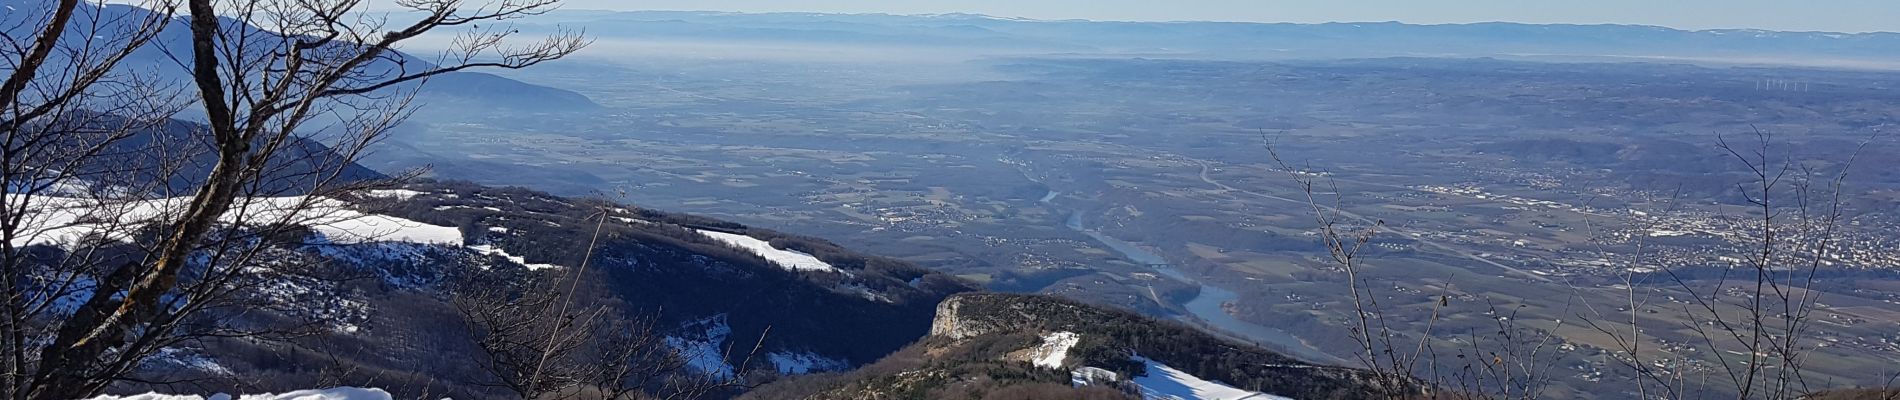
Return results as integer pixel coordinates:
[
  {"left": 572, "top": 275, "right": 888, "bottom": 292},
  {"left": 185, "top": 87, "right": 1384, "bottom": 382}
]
[
  {"left": 523, "top": 10, "right": 1900, "bottom": 68},
  {"left": 0, "top": 0, "right": 600, "bottom": 113}
]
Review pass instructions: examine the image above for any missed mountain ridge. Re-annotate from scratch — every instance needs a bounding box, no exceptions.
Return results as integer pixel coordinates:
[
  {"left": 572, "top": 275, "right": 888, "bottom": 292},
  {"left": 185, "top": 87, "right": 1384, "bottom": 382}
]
[
  {"left": 511, "top": 10, "right": 1900, "bottom": 68},
  {"left": 744, "top": 292, "right": 1396, "bottom": 400},
  {"left": 550, "top": 10, "right": 1900, "bottom": 36},
  {"left": 14, "top": 176, "right": 975, "bottom": 397},
  {"left": 0, "top": 0, "right": 602, "bottom": 113}
]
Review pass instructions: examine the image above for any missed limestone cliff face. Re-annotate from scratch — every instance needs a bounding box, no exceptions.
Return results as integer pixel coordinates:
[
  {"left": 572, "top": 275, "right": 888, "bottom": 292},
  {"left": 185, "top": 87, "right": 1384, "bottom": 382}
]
[
  {"left": 928, "top": 293, "right": 978, "bottom": 339},
  {"left": 927, "top": 293, "right": 1103, "bottom": 340}
]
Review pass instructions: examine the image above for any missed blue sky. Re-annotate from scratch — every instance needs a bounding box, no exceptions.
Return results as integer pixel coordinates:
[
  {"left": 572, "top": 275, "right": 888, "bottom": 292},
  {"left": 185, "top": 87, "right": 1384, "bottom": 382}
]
[{"left": 545, "top": 0, "right": 1900, "bottom": 33}]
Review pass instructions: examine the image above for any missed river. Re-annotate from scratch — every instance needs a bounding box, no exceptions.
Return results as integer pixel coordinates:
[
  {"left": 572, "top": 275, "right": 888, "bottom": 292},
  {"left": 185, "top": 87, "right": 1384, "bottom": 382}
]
[{"left": 1046, "top": 191, "right": 1341, "bottom": 364}]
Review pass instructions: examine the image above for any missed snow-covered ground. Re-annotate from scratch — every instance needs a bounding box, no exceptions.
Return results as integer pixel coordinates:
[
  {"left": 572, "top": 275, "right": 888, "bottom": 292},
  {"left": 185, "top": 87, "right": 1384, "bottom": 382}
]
[
  {"left": 1030, "top": 331, "right": 1080, "bottom": 369},
  {"left": 86, "top": 387, "right": 391, "bottom": 400},
  {"left": 9, "top": 195, "right": 461, "bottom": 247},
  {"left": 667, "top": 314, "right": 736, "bottom": 378},
  {"left": 1131, "top": 357, "right": 1291, "bottom": 400},
  {"left": 468, "top": 244, "right": 561, "bottom": 270},
  {"left": 767, "top": 351, "right": 851, "bottom": 374},
  {"left": 296, "top": 199, "right": 461, "bottom": 245},
  {"left": 4, "top": 191, "right": 627, "bottom": 276},
  {"left": 693, "top": 229, "right": 836, "bottom": 272},
  {"left": 361, "top": 189, "right": 425, "bottom": 201}
]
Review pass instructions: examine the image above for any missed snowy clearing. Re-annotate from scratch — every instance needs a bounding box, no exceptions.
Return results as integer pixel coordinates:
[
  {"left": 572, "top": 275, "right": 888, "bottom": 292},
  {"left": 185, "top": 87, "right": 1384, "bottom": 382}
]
[
  {"left": 1132, "top": 357, "right": 1291, "bottom": 400},
  {"left": 8, "top": 191, "right": 621, "bottom": 274},
  {"left": 8, "top": 195, "right": 461, "bottom": 247},
  {"left": 85, "top": 387, "right": 391, "bottom": 400},
  {"left": 1031, "top": 331, "right": 1080, "bottom": 369},
  {"left": 693, "top": 229, "right": 836, "bottom": 272},
  {"left": 469, "top": 244, "right": 561, "bottom": 270},
  {"left": 362, "top": 189, "right": 425, "bottom": 200}
]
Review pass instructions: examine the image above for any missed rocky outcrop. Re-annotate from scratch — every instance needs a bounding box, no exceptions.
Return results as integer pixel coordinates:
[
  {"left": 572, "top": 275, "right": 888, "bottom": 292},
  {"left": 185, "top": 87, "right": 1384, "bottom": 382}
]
[
  {"left": 927, "top": 293, "right": 967, "bottom": 338},
  {"left": 918, "top": 292, "right": 1408, "bottom": 400},
  {"left": 928, "top": 293, "right": 994, "bottom": 339},
  {"left": 928, "top": 293, "right": 1102, "bottom": 340}
]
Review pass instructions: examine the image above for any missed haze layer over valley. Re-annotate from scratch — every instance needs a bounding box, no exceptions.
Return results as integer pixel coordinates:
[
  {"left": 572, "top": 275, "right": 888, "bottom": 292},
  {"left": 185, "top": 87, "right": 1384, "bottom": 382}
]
[{"left": 353, "top": 11, "right": 1900, "bottom": 399}]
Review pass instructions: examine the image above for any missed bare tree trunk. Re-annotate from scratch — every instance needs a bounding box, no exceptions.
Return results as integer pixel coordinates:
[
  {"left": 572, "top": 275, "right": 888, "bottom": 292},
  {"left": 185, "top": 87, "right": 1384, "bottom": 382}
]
[
  {"left": 0, "top": 0, "right": 80, "bottom": 112},
  {"left": 5, "top": 0, "right": 584, "bottom": 396}
]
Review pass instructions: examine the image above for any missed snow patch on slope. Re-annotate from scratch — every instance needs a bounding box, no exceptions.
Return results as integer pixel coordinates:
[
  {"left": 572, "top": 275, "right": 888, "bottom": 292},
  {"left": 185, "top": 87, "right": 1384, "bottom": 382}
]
[
  {"left": 86, "top": 387, "right": 392, "bottom": 400},
  {"left": 362, "top": 189, "right": 425, "bottom": 200},
  {"left": 86, "top": 394, "right": 205, "bottom": 400},
  {"left": 1132, "top": 357, "right": 1290, "bottom": 400},
  {"left": 8, "top": 195, "right": 461, "bottom": 247},
  {"left": 152, "top": 348, "right": 232, "bottom": 376},
  {"left": 469, "top": 244, "right": 561, "bottom": 270},
  {"left": 693, "top": 229, "right": 836, "bottom": 272},
  {"left": 767, "top": 351, "right": 850, "bottom": 375},
  {"left": 1030, "top": 331, "right": 1080, "bottom": 369},
  {"left": 6, "top": 191, "right": 615, "bottom": 276},
  {"left": 297, "top": 201, "right": 461, "bottom": 245},
  {"left": 667, "top": 314, "right": 736, "bottom": 378}
]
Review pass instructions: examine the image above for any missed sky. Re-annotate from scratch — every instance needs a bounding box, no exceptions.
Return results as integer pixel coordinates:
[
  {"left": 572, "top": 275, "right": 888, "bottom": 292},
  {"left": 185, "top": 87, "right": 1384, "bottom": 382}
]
[{"left": 534, "top": 0, "right": 1900, "bottom": 33}]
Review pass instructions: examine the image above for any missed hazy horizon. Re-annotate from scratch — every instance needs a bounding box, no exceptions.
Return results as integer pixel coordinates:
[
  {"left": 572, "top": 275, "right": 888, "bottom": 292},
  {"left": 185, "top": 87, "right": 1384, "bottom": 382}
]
[{"left": 492, "top": 0, "right": 1900, "bottom": 34}]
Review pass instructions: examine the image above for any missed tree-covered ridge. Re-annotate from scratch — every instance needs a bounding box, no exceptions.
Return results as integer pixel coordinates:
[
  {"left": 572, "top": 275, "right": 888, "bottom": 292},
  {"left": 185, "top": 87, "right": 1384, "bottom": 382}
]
[
  {"left": 751, "top": 292, "right": 1404, "bottom": 400},
  {"left": 935, "top": 293, "right": 1399, "bottom": 400}
]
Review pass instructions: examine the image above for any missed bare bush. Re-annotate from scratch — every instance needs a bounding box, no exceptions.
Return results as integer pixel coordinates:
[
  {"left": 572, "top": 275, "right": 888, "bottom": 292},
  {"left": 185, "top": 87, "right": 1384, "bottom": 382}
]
[{"left": 1585, "top": 130, "right": 1868, "bottom": 400}]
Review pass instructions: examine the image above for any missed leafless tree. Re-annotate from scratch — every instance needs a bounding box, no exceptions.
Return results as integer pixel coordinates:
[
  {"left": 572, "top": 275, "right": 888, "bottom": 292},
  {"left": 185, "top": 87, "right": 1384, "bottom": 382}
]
[
  {"left": 1583, "top": 129, "right": 1868, "bottom": 400},
  {"left": 1263, "top": 136, "right": 1563, "bottom": 400},
  {"left": 4, "top": 0, "right": 187, "bottom": 397},
  {"left": 1265, "top": 128, "right": 1875, "bottom": 400},
  {"left": 1260, "top": 139, "right": 1432, "bottom": 399},
  {"left": 2, "top": 0, "right": 585, "bottom": 398}
]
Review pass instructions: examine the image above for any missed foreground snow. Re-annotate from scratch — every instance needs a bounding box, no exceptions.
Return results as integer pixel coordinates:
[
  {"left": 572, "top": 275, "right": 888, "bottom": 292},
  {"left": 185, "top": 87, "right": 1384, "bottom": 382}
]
[
  {"left": 693, "top": 229, "right": 837, "bottom": 272},
  {"left": 86, "top": 387, "right": 391, "bottom": 400},
  {"left": 1031, "top": 331, "right": 1080, "bottom": 368},
  {"left": 1132, "top": 357, "right": 1291, "bottom": 400}
]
